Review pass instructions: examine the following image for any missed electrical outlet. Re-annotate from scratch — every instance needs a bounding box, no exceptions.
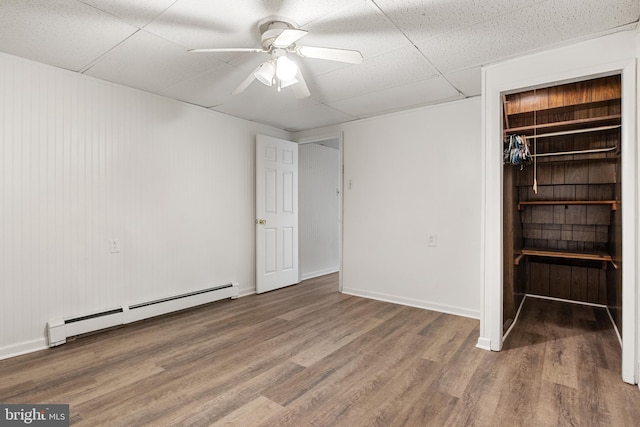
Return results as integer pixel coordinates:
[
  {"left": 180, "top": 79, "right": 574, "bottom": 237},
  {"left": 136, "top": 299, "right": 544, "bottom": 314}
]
[
  {"left": 110, "top": 239, "right": 120, "bottom": 254},
  {"left": 427, "top": 234, "right": 437, "bottom": 247}
]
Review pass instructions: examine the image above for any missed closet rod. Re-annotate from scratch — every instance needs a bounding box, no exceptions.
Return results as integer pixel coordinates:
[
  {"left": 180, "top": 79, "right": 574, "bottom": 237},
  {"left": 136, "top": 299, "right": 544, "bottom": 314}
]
[
  {"left": 524, "top": 124, "right": 620, "bottom": 140},
  {"left": 532, "top": 146, "right": 617, "bottom": 158}
]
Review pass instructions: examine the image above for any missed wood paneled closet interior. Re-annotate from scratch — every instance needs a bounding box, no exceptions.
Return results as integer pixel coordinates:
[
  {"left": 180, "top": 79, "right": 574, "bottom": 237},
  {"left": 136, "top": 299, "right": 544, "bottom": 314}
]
[{"left": 502, "top": 75, "right": 622, "bottom": 335}]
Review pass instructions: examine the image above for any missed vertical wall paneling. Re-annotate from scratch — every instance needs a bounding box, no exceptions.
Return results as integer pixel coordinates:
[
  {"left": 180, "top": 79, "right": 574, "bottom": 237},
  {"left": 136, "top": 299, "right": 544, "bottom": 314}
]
[
  {"left": 298, "top": 143, "right": 340, "bottom": 280},
  {"left": 0, "top": 51, "right": 289, "bottom": 358},
  {"left": 504, "top": 75, "right": 621, "bottom": 307}
]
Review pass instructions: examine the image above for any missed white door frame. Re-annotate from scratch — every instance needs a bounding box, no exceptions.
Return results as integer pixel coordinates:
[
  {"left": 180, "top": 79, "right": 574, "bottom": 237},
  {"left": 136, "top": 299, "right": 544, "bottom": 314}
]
[
  {"left": 477, "top": 32, "right": 637, "bottom": 385},
  {"left": 296, "top": 132, "right": 344, "bottom": 292}
]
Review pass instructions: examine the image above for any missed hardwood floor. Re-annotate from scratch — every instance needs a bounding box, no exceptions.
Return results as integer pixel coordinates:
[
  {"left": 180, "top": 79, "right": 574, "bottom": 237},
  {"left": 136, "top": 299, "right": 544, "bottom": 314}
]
[{"left": 1, "top": 273, "right": 638, "bottom": 426}]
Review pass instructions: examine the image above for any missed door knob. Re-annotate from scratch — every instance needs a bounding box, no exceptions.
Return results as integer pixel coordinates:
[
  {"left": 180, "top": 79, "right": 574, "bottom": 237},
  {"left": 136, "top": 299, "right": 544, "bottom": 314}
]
[{"left": 256, "top": 219, "right": 266, "bottom": 225}]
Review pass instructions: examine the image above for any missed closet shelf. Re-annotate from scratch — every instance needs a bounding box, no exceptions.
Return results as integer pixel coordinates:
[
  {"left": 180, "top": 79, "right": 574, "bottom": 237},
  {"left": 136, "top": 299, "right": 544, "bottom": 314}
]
[
  {"left": 503, "top": 114, "right": 621, "bottom": 136},
  {"left": 515, "top": 248, "right": 617, "bottom": 270},
  {"left": 505, "top": 96, "right": 621, "bottom": 116},
  {"left": 517, "top": 200, "right": 618, "bottom": 211}
]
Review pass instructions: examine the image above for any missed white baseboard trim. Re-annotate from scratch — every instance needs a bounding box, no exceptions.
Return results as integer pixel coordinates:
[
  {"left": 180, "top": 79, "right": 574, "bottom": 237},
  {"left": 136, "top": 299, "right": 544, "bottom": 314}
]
[
  {"left": 605, "top": 306, "right": 623, "bottom": 348},
  {"left": 526, "top": 293, "right": 608, "bottom": 308},
  {"left": 239, "top": 289, "right": 256, "bottom": 298},
  {"left": 342, "top": 287, "right": 480, "bottom": 319},
  {"left": 300, "top": 267, "right": 339, "bottom": 281},
  {"left": 0, "top": 338, "right": 48, "bottom": 361},
  {"left": 502, "top": 294, "right": 527, "bottom": 342},
  {"left": 476, "top": 337, "right": 492, "bottom": 351}
]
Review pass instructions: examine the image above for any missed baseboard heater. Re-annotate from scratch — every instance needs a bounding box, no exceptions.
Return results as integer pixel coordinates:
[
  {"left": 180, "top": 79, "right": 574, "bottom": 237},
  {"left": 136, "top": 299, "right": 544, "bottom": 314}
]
[{"left": 47, "top": 282, "right": 239, "bottom": 347}]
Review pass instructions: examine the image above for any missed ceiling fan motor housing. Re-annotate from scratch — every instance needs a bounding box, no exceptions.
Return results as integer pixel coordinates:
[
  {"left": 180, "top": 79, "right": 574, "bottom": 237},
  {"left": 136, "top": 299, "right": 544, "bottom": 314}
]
[{"left": 258, "top": 16, "right": 298, "bottom": 50}]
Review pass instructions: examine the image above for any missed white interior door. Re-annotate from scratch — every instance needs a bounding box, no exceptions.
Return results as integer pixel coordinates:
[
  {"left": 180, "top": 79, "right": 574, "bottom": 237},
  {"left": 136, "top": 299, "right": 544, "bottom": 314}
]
[{"left": 256, "top": 134, "right": 299, "bottom": 293}]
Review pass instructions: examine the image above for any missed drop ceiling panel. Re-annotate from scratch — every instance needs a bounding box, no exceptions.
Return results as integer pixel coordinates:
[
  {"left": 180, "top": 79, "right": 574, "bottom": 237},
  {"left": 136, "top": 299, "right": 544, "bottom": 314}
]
[
  {"left": 416, "top": 0, "right": 640, "bottom": 73},
  {"left": 78, "top": 0, "right": 176, "bottom": 28},
  {"left": 296, "top": 0, "right": 413, "bottom": 77},
  {"left": 235, "top": 103, "right": 356, "bottom": 132},
  {"left": 301, "top": 0, "right": 412, "bottom": 61},
  {"left": 373, "top": 0, "right": 537, "bottom": 42},
  {"left": 272, "top": 104, "right": 359, "bottom": 132},
  {"left": 160, "top": 54, "right": 269, "bottom": 107},
  {"left": 0, "top": 0, "right": 137, "bottom": 72},
  {"left": 445, "top": 67, "right": 482, "bottom": 97},
  {"left": 0, "top": 0, "right": 637, "bottom": 132},
  {"left": 210, "top": 80, "right": 319, "bottom": 122},
  {"left": 327, "top": 75, "right": 461, "bottom": 118},
  {"left": 313, "top": 46, "right": 438, "bottom": 103},
  {"left": 85, "top": 30, "right": 226, "bottom": 94}
]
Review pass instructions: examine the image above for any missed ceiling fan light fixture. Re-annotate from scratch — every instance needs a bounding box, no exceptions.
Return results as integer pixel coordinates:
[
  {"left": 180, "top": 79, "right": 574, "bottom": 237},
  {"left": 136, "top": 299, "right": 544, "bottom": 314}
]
[
  {"left": 275, "top": 56, "right": 298, "bottom": 82},
  {"left": 254, "top": 61, "right": 276, "bottom": 86}
]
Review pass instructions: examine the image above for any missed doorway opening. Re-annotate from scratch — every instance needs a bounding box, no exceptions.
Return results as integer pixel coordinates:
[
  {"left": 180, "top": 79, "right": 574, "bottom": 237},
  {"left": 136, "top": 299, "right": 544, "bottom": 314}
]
[
  {"left": 501, "top": 75, "right": 623, "bottom": 362},
  {"left": 298, "top": 137, "right": 342, "bottom": 287}
]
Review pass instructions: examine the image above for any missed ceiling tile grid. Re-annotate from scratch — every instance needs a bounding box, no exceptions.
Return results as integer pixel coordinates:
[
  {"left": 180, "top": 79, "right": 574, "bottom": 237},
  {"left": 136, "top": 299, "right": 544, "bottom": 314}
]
[
  {"left": 0, "top": 0, "right": 138, "bottom": 72},
  {"left": 78, "top": 0, "right": 176, "bottom": 28},
  {"left": 0, "top": 0, "right": 637, "bottom": 131},
  {"left": 159, "top": 54, "right": 267, "bottom": 107},
  {"left": 84, "top": 29, "right": 228, "bottom": 94},
  {"left": 414, "top": 0, "right": 640, "bottom": 73},
  {"left": 312, "top": 46, "right": 440, "bottom": 103},
  {"left": 372, "top": 0, "right": 540, "bottom": 42},
  {"left": 326, "top": 75, "right": 462, "bottom": 119},
  {"left": 210, "top": 79, "right": 320, "bottom": 121}
]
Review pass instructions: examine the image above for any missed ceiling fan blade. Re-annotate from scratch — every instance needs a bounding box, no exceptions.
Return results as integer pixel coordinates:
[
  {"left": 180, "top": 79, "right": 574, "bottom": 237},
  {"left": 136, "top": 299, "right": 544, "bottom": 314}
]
[
  {"left": 272, "top": 29, "right": 308, "bottom": 48},
  {"left": 188, "top": 48, "right": 265, "bottom": 53},
  {"left": 291, "top": 70, "right": 310, "bottom": 99},
  {"left": 231, "top": 65, "right": 261, "bottom": 95},
  {"left": 280, "top": 77, "right": 299, "bottom": 89},
  {"left": 295, "top": 46, "right": 363, "bottom": 64}
]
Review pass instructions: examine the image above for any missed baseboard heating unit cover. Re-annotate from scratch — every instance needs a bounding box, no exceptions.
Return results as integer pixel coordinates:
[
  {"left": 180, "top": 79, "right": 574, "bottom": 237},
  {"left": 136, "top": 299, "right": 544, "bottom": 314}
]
[{"left": 47, "top": 282, "right": 239, "bottom": 347}]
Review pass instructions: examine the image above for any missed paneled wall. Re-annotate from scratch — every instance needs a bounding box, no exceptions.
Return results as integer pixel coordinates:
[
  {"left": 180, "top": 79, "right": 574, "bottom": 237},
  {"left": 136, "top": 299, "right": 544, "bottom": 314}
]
[
  {"left": 503, "top": 75, "right": 621, "bottom": 309},
  {"left": 299, "top": 143, "right": 340, "bottom": 279},
  {"left": 0, "top": 52, "right": 289, "bottom": 358}
]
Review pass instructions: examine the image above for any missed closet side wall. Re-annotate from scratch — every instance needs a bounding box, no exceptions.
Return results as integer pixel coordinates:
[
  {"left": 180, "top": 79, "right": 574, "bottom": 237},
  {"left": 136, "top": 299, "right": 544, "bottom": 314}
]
[
  {"left": 504, "top": 76, "right": 621, "bottom": 306},
  {"left": 503, "top": 166, "right": 526, "bottom": 330},
  {"left": 607, "top": 151, "right": 623, "bottom": 331}
]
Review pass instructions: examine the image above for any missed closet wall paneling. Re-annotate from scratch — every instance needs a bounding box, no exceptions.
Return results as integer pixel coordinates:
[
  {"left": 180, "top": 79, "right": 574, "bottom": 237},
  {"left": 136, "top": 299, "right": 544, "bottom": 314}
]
[{"left": 503, "top": 75, "right": 622, "bottom": 311}]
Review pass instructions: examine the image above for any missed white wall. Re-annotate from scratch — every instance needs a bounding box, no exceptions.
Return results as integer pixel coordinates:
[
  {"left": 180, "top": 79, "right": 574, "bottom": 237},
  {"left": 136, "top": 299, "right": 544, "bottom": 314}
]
[
  {"left": 0, "top": 52, "right": 289, "bottom": 359},
  {"left": 299, "top": 143, "right": 340, "bottom": 279},
  {"left": 295, "top": 97, "right": 482, "bottom": 318}
]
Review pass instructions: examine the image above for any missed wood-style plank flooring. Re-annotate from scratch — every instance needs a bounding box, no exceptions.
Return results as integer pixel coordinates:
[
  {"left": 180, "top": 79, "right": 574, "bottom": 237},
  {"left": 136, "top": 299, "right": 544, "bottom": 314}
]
[{"left": 1, "top": 273, "right": 639, "bottom": 426}]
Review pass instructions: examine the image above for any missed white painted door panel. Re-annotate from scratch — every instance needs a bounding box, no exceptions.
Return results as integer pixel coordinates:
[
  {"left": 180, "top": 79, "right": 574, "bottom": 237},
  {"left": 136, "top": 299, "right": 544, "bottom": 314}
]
[{"left": 256, "top": 135, "right": 299, "bottom": 293}]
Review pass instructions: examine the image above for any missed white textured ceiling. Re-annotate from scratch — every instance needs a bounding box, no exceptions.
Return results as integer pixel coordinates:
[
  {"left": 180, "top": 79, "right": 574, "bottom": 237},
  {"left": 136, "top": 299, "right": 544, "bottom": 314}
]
[{"left": 0, "top": 0, "right": 637, "bottom": 132}]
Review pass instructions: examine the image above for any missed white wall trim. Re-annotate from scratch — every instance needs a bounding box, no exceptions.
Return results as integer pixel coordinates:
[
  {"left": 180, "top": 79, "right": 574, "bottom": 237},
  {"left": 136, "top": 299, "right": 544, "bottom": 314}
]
[
  {"left": 301, "top": 267, "right": 340, "bottom": 281},
  {"left": 0, "top": 338, "right": 48, "bottom": 361},
  {"left": 480, "top": 29, "right": 638, "bottom": 384},
  {"left": 607, "top": 307, "right": 624, "bottom": 348},
  {"left": 502, "top": 294, "right": 527, "bottom": 342},
  {"left": 476, "top": 337, "right": 492, "bottom": 351},
  {"left": 343, "top": 287, "right": 480, "bottom": 320}
]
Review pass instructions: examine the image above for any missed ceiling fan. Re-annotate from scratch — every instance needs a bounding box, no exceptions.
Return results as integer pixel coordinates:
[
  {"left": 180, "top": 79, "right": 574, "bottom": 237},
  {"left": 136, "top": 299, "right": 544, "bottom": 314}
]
[{"left": 188, "top": 16, "right": 364, "bottom": 98}]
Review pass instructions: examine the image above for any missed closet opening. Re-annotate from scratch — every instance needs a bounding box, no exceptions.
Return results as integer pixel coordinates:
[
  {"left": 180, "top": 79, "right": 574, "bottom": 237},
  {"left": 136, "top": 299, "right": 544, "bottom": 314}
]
[{"left": 501, "top": 75, "right": 623, "bottom": 349}]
